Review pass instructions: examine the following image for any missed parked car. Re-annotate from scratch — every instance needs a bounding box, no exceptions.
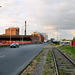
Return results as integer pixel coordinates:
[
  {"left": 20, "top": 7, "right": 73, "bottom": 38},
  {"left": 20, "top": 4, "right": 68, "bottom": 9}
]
[
  {"left": 61, "top": 42, "right": 70, "bottom": 46},
  {"left": 61, "top": 41, "right": 70, "bottom": 46},
  {"left": 10, "top": 43, "right": 19, "bottom": 48}
]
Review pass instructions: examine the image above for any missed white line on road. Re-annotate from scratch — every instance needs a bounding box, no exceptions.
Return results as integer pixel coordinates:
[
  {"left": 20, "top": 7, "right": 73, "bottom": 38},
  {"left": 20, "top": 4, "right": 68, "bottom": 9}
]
[{"left": 0, "top": 55, "right": 5, "bottom": 58}]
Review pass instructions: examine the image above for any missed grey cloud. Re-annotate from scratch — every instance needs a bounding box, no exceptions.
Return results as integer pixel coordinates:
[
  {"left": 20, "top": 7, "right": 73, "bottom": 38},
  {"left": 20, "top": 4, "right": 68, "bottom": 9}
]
[
  {"left": 30, "top": 0, "right": 75, "bottom": 29},
  {"left": 1, "top": 0, "right": 75, "bottom": 39}
]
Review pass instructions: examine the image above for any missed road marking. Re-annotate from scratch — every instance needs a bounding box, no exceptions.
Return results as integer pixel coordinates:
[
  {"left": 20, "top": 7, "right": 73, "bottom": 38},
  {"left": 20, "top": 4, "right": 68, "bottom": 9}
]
[{"left": 0, "top": 55, "right": 5, "bottom": 58}]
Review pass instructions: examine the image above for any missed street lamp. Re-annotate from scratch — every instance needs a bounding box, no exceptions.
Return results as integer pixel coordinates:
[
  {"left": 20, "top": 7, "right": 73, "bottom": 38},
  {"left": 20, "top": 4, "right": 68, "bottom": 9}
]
[
  {"left": 10, "top": 27, "right": 11, "bottom": 44},
  {"left": 22, "top": 35, "right": 23, "bottom": 45},
  {"left": 57, "top": 28, "right": 58, "bottom": 41},
  {"left": 22, "top": 26, "right": 24, "bottom": 45}
]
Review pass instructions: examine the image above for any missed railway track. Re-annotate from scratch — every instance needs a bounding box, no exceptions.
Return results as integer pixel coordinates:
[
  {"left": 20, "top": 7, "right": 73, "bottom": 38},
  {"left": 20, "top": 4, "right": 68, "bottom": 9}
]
[{"left": 52, "top": 47, "right": 75, "bottom": 75}]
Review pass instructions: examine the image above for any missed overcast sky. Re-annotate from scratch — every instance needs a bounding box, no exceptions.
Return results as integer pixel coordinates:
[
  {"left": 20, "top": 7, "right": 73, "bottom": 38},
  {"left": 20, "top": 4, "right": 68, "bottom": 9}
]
[{"left": 0, "top": 0, "right": 75, "bottom": 40}]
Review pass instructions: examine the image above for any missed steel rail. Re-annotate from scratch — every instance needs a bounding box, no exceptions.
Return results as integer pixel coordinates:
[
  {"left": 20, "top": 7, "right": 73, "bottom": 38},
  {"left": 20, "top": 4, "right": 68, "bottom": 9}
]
[
  {"left": 52, "top": 48, "right": 60, "bottom": 75},
  {"left": 56, "top": 47, "right": 75, "bottom": 66}
]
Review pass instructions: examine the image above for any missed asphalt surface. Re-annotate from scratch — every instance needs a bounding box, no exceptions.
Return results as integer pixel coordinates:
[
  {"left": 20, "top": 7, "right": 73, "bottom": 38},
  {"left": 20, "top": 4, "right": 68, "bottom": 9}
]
[{"left": 0, "top": 43, "right": 47, "bottom": 75}]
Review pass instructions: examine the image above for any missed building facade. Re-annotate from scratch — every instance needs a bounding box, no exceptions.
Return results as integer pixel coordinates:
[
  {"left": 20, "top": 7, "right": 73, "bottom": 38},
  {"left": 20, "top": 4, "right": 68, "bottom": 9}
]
[
  {"left": 5, "top": 27, "right": 19, "bottom": 35},
  {"left": 31, "top": 32, "right": 44, "bottom": 43},
  {"left": 0, "top": 35, "right": 39, "bottom": 44},
  {"left": 41, "top": 33, "right": 48, "bottom": 42}
]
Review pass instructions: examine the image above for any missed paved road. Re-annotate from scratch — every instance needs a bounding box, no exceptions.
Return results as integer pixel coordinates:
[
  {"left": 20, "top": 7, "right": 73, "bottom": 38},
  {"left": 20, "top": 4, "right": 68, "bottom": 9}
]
[{"left": 0, "top": 43, "right": 47, "bottom": 75}]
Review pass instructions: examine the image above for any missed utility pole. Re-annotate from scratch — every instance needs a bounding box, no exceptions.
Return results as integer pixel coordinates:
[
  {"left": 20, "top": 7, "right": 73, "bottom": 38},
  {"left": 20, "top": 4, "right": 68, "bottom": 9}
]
[
  {"left": 10, "top": 27, "right": 11, "bottom": 44},
  {"left": 22, "top": 26, "right": 24, "bottom": 45},
  {"left": 25, "top": 21, "right": 26, "bottom": 35},
  {"left": 57, "top": 28, "right": 58, "bottom": 41}
]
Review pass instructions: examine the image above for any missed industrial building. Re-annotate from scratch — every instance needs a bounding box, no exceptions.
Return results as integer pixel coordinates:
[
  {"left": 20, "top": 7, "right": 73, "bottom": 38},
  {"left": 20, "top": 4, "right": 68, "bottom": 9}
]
[
  {"left": 0, "top": 28, "right": 44, "bottom": 44},
  {"left": 2, "top": 27, "right": 19, "bottom": 35},
  {"left": 31, "top": 32, "right": 48, "bottom": 43},
  {"left": 0, "top": 35, "right": 39, "bottom": 44},
  {"left": 41, "top": 33, "right": 48, "bottom": 42},
  {"left": 0, "top": 21, "right": 45, "bottom": 44}
]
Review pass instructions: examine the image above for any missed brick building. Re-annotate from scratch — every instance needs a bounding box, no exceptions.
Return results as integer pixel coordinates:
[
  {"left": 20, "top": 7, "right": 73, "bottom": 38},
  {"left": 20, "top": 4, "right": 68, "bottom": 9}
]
[
  {"left": 0, "top": 28, "right": 43, "bottom": 44},
  {"left": 41, "top": 33, "right": 48, "bottom": 42},
  {"left": 0, "top": 35, "right": 39, "bottom": 44},
  {"left": 31, "top": 32, "right": 44, "bottom": 43},
  {"left": 5, "top": 27, "right": 19, "bottom": 35}
]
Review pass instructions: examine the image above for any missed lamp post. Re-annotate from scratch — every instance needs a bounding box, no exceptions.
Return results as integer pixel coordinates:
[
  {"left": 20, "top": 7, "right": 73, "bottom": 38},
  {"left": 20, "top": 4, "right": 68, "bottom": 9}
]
[
  {"left": 22, "top": 26, "right": 24, "bottom": 45},
  {"left": 10, "top": 27, "right": 11, "bottom": 44},
  {"left": 22, "top": 35, "right": 23, "bottom": 45},
  {"left": 57, "top": 28, "right": 58, "bottom": 41}
]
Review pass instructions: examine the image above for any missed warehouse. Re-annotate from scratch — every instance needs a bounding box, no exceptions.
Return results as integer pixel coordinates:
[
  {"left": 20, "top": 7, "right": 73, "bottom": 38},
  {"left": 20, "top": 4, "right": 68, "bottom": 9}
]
[{"left": 0, "top": 35, "right": 40, "bottom": 44}]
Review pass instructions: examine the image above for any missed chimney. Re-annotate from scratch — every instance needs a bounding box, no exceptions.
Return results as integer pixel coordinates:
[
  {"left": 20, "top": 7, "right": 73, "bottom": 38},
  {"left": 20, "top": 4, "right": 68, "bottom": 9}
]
[{"left": 25, "top": 21, "right": 26, "bottom": 35}]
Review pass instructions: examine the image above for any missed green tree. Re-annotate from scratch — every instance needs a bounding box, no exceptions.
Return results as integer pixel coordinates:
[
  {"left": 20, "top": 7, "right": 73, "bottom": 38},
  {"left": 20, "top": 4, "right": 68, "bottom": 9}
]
[
  {"left": 62, "top": 39, "right": 66, "bottom": 41},
  {"left": 73, "top": 37, "right": 75, "bottom": 41}
]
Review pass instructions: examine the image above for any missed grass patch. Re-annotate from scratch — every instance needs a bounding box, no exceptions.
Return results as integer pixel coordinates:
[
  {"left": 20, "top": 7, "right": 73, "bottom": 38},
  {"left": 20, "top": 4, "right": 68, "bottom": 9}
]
[
  {"left": 35, "top": 55, "right": 42, "bottom": 62},
  {"left": 50, "top": 69, "right": 55, "bottom": 73},
  {"left": 43, "top": 49, "right": 56, "bottom": 75},
  {"left": 60, "top": 46, "right": 75, "bottom": 58},
  {"left": 43, "top": 71, "right": 48, "bottom": 75},
  {"left": 35, "top": 48, "right": 45, "bottom": 62},
  {"left": 58, "top": 57, "right": 62, "bottom": 60},
  {"left": 47, "top": 43, "right": 56, "bottom": 46},
  {"left": 30, "top": 63, "right": 33, "bottom": 67},
  {"left": 59, "top": 68, "right": 66, "bottom": 75},
  {"left": 61, "top": 61, "right": 65, "bottom": 64},
  {"left": 26, "top": 73, "right": 30, "bottom": 75},
  {"left": 46, "top": 52, "right": 52, "bottom": 64},
  {"left": 66, "top": 65, "right": 70, "bottom": 69}
]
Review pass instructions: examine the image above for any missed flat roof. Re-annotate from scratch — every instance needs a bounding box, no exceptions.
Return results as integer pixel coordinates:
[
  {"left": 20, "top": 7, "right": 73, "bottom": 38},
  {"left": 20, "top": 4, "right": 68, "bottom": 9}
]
[{"left": 0, "top": 35, "right": 38, "bottom": 38}]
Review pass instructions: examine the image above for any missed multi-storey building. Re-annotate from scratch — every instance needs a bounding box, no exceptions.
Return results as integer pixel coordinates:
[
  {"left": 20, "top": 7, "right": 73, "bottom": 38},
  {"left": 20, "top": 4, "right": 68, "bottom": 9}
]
[
  {"left": 41, "top": 33, "right": 48, "bottom": 42},
  {"left": 5, "top": 27, "right": 19, "bottom": 35},
  {"left": 31, "top": 32, "right": 44, "bottom": 43}
]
